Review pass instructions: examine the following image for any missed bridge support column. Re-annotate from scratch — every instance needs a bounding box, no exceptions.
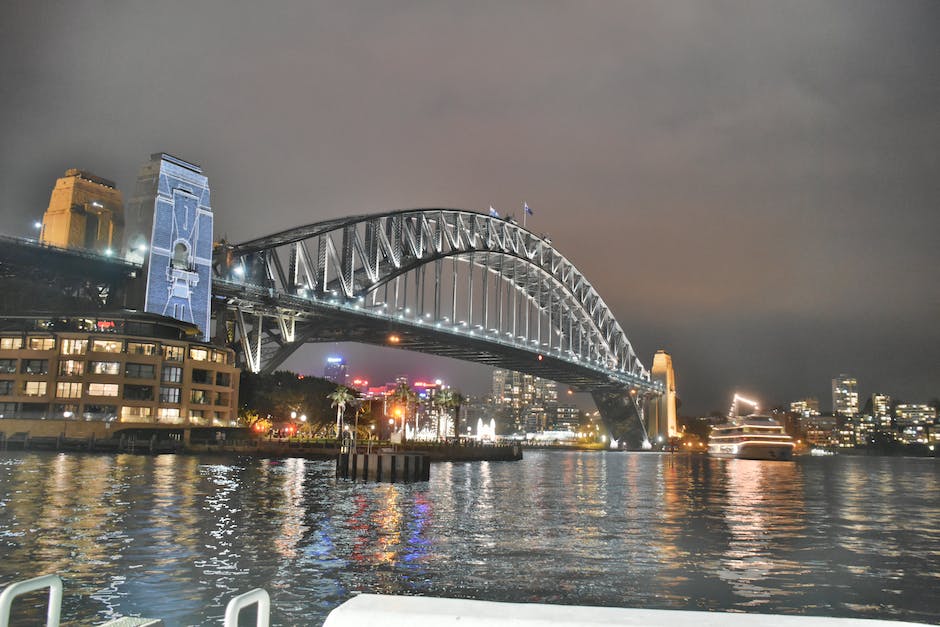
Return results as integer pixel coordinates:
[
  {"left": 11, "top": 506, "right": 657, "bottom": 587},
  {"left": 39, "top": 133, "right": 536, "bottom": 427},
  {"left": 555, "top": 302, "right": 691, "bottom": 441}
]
[{"left": 591, "top": 389, "right": 647, "bottom": 450}]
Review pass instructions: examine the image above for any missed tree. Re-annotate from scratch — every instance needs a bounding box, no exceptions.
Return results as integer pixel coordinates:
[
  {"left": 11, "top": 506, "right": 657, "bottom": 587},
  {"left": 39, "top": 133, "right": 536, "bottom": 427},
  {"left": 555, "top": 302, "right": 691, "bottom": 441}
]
[
  {"left": 390, "top": 381, "right": 416, "bottom": 440},
  {"left": 450, "top": 390, "right": 466, "bottom": 438},
  {"left": 328, "top": 385, "right": 357, "bottom": 439},
  {"left": 238, "top": 408, "right": 272, "bottom": 435},
  {"left": 434, "top": 389, "right": 454, "bottom": 440}
]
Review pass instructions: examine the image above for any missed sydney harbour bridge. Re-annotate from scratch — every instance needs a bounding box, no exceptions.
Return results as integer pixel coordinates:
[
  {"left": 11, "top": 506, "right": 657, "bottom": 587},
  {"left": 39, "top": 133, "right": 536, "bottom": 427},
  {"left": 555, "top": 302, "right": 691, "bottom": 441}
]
[{"left": 1, "top": 207, "right": 662, "bottom": 446}]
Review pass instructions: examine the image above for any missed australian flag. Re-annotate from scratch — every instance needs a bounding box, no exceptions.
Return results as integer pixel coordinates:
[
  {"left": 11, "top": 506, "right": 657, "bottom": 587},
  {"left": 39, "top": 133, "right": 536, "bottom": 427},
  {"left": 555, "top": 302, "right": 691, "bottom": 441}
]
[
  {"left": 524, "top": 202, "right": 534, "bottom": 216},
  {"left": 489, "top": 206, "right": 500, "bottom": 218}
]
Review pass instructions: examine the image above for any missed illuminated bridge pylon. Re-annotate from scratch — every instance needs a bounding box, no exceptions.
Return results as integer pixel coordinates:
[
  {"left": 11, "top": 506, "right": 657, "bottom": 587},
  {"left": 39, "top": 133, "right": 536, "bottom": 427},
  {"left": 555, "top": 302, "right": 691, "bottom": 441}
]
[{"left": 213, "top": 208, "right": 661, "bottom": 445}]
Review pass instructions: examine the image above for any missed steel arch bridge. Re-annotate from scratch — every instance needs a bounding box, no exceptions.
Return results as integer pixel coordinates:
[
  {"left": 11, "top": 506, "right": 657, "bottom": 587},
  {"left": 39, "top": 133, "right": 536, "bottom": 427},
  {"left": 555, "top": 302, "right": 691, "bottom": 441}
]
[{"left": 212, "top": 208, "right": 661, "bottom": 445}]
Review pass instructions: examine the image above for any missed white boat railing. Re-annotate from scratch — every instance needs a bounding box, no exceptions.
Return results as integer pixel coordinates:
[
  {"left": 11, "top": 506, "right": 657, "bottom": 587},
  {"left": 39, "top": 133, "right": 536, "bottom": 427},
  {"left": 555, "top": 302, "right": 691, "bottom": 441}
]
[
  {"left": 223, "top": 588, "right": 270, "bottom": 627},
  {"left": 0, "top": 575, "right": 927, "bottom": 626},
  {"left": 0, "top": 574, "right": 62, "bottom": 627}
]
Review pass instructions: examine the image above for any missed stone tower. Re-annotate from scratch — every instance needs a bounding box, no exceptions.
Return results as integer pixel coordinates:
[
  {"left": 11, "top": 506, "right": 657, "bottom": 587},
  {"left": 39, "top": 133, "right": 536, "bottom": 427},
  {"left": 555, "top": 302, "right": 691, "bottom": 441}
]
[
  {"left": 125, "top": 154, "right": 213, "bottom": 341},
  {"left": 648, "top": 350, "right": 678, "bottom": 440},
  {"left": 40, "top": 169, "right": 124, "bottom": 254}
]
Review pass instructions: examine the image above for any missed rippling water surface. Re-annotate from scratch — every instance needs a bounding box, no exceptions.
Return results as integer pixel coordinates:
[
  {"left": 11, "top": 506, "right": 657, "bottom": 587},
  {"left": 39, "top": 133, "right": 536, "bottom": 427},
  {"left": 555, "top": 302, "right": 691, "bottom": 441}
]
[{"left": 0, "top": 451, "right": 937, "bottom": 625}]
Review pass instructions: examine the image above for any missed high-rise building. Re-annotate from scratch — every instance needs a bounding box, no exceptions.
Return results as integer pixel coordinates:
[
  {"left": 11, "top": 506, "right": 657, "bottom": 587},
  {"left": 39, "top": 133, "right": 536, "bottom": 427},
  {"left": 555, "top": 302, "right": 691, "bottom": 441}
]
[
  {"left": 790, "top": 398, "right": 820, "bottom": 418},
  {"left": 832, "top": 374, "right": 859, "bottom": 418},
  {"left": 40, "top": 169, "right": 124, "bottom": 254},
  {"left": 323, "top": 356, "right": 348, "bottom": 384},
  {"left": 125, "top": 154, "right": 214, "bottom": 342},
  {"left": 648, "top": 350, "right": 678, "bottom": 439},
  {"left": 491, "top": 368, "right": 558, "bottom": 432},
  {"left": 872, "top": 393, "right": 892, "bottom": 429},
  {"left": 895, "top": 404, "right": 935, "bottom": 445}
]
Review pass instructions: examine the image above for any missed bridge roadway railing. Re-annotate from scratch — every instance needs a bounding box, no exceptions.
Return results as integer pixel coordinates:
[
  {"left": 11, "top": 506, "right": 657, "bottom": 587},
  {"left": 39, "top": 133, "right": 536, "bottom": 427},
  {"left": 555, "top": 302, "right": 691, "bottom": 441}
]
[{"left": 213, "top": 278, "right": 660, "bottom": 394}]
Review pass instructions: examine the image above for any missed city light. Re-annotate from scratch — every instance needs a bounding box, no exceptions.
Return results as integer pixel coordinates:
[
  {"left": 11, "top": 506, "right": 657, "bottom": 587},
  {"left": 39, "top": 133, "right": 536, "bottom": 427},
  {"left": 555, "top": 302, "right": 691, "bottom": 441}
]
[{"left": 388, "top": 334, "right": 400, "bottom": 344}]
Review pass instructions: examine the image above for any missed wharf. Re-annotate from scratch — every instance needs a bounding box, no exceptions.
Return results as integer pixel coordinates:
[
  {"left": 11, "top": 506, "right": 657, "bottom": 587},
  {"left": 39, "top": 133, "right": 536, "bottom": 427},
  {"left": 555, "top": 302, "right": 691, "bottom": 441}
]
[{"left": 0, "top": 419, "right": 522, "bottom": 463}]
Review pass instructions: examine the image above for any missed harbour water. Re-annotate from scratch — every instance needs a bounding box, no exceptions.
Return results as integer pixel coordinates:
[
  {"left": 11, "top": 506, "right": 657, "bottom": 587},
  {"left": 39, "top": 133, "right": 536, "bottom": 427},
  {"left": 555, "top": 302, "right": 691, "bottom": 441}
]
[{"left": 0, "top": 450, "right": 937, "bottom": 626}]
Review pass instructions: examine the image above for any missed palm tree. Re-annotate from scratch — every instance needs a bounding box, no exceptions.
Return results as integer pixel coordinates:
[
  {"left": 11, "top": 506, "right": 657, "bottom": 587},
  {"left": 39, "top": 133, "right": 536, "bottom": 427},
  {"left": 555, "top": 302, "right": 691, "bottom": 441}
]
[
  {"left": 328, "top": 385, "right": 357, "bottom": 439},
  {"left": 433, "top": 389, "right": 452, "bottom": 440},
  {"left": 390, "top": 381, "right": 416, "bottom": 440},
  {"left": 450, "top": 390, "right": 466, "bottom": 439}
]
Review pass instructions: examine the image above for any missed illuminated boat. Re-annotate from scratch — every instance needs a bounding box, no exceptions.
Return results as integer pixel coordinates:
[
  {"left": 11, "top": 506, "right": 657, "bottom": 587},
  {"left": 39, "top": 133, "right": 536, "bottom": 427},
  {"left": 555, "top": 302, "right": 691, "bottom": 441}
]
[{"left": 708, "top": 414, "right": 795, "bottom": 460}]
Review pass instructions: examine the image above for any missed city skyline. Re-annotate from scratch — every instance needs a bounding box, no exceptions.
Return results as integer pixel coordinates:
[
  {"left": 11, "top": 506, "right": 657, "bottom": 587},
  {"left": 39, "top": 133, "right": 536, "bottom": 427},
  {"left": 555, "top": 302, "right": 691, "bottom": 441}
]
[{"left": 1, "top": 2, "right": 937, "bottom": 414}]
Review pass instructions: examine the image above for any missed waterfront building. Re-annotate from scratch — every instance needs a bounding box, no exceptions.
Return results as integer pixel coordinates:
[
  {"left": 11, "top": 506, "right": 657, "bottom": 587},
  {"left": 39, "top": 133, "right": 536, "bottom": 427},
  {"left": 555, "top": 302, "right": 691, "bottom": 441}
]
[
  {"left": 552, "top": 404, "right": 580, "bottom": 431},
  {"left": 39, "top": 169, "right": 124, "bottom": 255},
  {"left": 895, "top": 404, "right": 936, "bottom": 445},
  {"left": 802, "top": 413, "right": 838, "bottom": 448},
  {"left": 648, "top": 350, "right": 678, "bottom": 440},
  {"left": 790, "top": 398, "right": 820, "bottom": 418},
  {"left": 832, "top": 374, "right": 859, "bottom": 418},
  {"left": 324, "top": 356, "right": 348, "bottom": 384},
  {"left": 872, "top": 393, "right": 893, "bottom": 429},
  {"left": 491, "top": 368, "right": 558, "bottom": 432},
  {"left": 0, "top": 312, "right": 238, "bottom": 426}
]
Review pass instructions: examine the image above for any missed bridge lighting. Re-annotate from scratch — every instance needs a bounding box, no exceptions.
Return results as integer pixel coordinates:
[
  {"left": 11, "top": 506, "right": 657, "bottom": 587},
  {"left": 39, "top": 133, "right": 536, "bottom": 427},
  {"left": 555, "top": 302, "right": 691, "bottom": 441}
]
[
  {"left": 233, "top": 265, "right": 245, "bottom": 277},
  {"left": 32, "top": 221, "right": 42, "bottom": 230},
  {"left": 388, "top": 334, "right": 400, "bottom": 344},
  {"left": 537, "top": 354, "right": 543, "bottom": 361},
  {"left": 104, "top": 248, "right": 114, "bottom": 256}
]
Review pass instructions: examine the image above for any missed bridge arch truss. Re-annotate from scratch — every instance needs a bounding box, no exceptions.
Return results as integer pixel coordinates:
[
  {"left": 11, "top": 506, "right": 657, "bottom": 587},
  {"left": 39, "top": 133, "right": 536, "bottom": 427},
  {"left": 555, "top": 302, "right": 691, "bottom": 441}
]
[{"left": 214, "top": 209, "right": 653, "bottom": 392}]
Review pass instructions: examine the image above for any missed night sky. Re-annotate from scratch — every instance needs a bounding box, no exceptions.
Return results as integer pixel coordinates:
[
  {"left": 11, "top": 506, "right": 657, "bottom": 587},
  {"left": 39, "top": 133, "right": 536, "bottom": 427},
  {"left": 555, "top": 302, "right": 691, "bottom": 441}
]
[{"left": 1, "top": 1, "right": 937, "bottom": 415}]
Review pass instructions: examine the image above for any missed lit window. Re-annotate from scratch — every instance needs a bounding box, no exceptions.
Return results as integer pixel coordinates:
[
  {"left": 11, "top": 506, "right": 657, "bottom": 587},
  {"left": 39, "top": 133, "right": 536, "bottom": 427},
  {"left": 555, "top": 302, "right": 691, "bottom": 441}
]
[
  {"left": 89, "top": 361, "right": 121, "bottom": 375},
  {"left": 211, "top": 351, "right": 226, "bottom": 364},
  {"left": 91, "top": 339, "right": 123, "bottom": 353},
  {"left": 88, "top": 383, "right": 119, "bottom": 397},
  {"left": 127, "top": 342, "right": 156, "bottom": 356},
  {"left": 24, "top": 381, "right": 47, "bottom": 396},
  {"left": 58, "top": 360, "right": 85, "bottom": 376},
  {"left": 120, "top": 406, "right": 153, "bottom": 422},
  {"left": 60, "top": 339, "right": 88, "bottom": 355},
  {"left": 157, "top": 407, "right": 182, "bottom": 423},
  {"left": 189, "top": 347, "right": 209, "bottom": 362},
  {"left": 162, "top": 345, "right": 184, "bottom": 362},
  {"left": 0, "top": 337, "right": 22, "bottom": 350},
  {"left": 189, "top": 409, "right": 206, "bottom": 424},
  {"left": 161, "top": 366, "right": 182, "bottom": 383},
  {"left": 190, "top": 389, "right": 210, "bottom": 405},
  {"left": 56, "top": 382, "right": 83, "bottom": 399},
  {"left": 27, "top": 337, "right": 55, "bottom": 351}
]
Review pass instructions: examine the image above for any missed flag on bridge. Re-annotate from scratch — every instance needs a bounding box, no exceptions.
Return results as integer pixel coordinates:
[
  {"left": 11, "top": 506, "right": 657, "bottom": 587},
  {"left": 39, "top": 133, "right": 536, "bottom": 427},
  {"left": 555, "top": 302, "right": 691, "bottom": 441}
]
[
  {"left": 523, "top": 201, "right": 534, "bottom": 227},
  {"left": 489, "top": 206, "right": 500, "bottom": 218}
]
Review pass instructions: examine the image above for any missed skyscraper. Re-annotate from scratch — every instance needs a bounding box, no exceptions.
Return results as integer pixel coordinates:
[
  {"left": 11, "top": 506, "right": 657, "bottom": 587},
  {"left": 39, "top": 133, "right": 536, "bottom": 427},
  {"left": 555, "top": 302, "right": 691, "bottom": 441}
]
[
  {"left": 491, "top": 368, "right": 558, "bottom": 432},
  {"left": 790, "top": 398, "right": 820, "bottom": 418},
  {"left": 832, "top": 374, "right": 859, "bottom": 418},
  {"left": 872, "top": 393, "right": 892, "bottom": 429},
  {"left": 40, "top": 169, "right": 124, "bottom": 254},
  {"left": 324, "top": 356, "right": 348, "bottom": 384}
]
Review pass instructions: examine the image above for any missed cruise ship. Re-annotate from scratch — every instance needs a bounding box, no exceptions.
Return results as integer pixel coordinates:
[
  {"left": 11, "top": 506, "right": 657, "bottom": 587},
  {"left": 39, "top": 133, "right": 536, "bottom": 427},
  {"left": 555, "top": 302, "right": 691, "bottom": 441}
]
[{"left": 708, "top": 414, "right": 796, "bottom": 460}]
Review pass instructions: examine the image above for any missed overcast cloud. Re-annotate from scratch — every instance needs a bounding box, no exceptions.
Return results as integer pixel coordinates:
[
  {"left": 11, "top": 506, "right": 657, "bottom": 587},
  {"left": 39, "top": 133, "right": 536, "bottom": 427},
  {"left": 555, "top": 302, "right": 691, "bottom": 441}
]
[{"left": 1, "top": 1, "right": 937, "bottom": 414}]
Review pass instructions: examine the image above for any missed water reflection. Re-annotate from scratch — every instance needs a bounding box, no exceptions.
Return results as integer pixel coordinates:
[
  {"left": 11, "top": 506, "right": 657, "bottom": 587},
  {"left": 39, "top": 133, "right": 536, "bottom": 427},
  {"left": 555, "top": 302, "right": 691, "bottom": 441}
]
[
  {"left": 718, "top": 459, "right": 806, "bottom": 607},
  {"left": 0, "top": 451, "right": 937, "bottom": 626}
]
